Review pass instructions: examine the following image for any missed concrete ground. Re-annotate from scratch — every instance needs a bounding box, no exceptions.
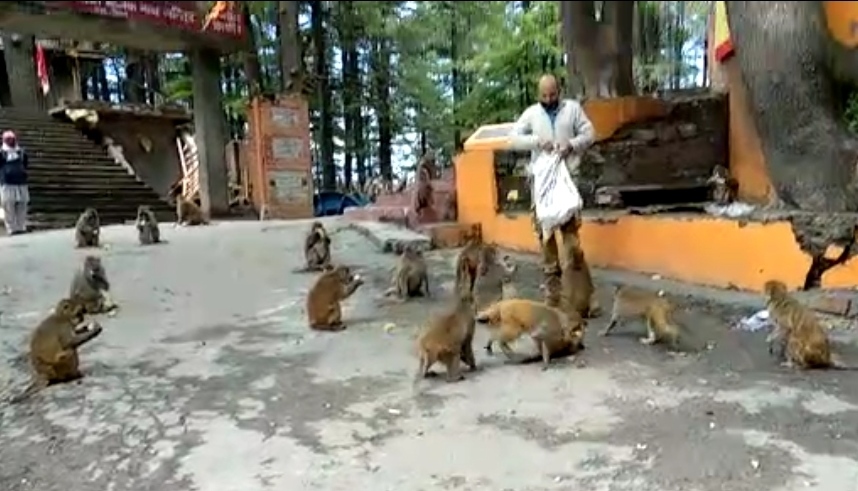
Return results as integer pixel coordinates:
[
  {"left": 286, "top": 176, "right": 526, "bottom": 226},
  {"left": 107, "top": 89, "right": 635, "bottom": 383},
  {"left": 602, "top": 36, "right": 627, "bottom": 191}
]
[{"left": 2, "top": 218, "right": 858, "bottom": 491}]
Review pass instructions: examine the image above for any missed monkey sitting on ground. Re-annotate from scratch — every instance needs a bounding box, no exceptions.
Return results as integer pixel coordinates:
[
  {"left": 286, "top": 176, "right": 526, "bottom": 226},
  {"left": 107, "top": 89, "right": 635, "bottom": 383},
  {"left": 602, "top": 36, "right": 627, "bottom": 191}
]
[
  {"left": 9, "top": 298, "right": 103, "bottom": 403},
  {"left": 385, "top": 245, "right": 430, "bottom": 299},
  {"left": 413, "top": 290, "right": 477, "bottom": 389},
  {"left": 763, "top": 280, "right": 858, "bottom": 370},
  {"left": 136, "top": 205, "right": 161, "bottom": 245},
  {"left": 69, "top": 255, "right": 118, "bottom": 314},
  {"left": 176, "top": 196, "right": 208, "bottom": 226},
  {"left": 476, "top": 298, "right": 582, "bottom": 370},
  {"left": 707, "top": 164, "right": 739, "bottom": 206},
  {"left": 302, "top": 221, "right": 332, "bottom": 272},
  {"left": 413, "top": 164, "right": 434, "bottom": 215},
  {"left": 473, "top": 245, "right": 516, "bottom": 312},
  {"left": 74, "top": 207, "right": 101, "bottom": 248},
  {"left": 454, "top": 240, "right": 482, "bottom": 295},
  {"left": 560, "top": 246, "right": 601, "bottom": 319},
  {"left": 306, "top": 265, "right": 364, "bottom": 331},
  {"left": 599, "top": 285, "right": 683, "bottom": 350}
]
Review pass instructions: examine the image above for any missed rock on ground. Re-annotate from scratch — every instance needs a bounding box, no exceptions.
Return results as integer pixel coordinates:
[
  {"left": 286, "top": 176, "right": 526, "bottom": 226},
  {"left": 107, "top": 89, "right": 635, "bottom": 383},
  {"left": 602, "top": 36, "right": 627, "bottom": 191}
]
[{"left": 1, "top": 218, "right": 858, "bottom": 491}]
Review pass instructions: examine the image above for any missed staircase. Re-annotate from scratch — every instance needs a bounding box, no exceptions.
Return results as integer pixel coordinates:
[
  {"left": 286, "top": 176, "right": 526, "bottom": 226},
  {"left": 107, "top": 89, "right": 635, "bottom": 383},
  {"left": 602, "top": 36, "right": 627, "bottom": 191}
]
[{"left": 0, "top": 108, "right": 175, "bottom": 230}]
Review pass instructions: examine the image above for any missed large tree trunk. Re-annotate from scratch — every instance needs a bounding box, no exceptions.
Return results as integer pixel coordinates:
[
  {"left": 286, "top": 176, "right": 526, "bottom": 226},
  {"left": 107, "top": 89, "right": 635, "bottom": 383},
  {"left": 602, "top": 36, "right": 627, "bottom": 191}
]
[
  {"left": 372, "top": 36, "right": 393, "bottom": 181},
  {"left": 310, "top": 0, "right": 336, "bottom": 191},
  {"left": 562, "top": 2, "right": 601, "bottom": 98},
  {"left": 605, "top": 1, "right": 635, "bottom": 96},
  {"left": 242, "top": 2, "right": 264, "bottom": 97},
  {"left": 726, "top": 2, "right": 858, "bottom": 213},
  {"left": 279, "top": 0, "right": 302, "bottom": 93}
]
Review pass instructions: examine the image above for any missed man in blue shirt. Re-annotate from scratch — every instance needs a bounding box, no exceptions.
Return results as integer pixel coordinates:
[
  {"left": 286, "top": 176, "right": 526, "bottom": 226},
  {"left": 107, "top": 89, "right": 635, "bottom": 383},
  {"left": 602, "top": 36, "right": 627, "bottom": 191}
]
[{"left": 0, "top": 130, "right": 30, "bottom": 235}]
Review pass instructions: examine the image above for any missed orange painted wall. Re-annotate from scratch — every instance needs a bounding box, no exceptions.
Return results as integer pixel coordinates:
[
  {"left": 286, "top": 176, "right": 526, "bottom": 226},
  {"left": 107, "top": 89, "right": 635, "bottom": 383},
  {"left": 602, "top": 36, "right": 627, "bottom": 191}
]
[{"left": 456, "top": 96, "right": 858, "bottom": 292}]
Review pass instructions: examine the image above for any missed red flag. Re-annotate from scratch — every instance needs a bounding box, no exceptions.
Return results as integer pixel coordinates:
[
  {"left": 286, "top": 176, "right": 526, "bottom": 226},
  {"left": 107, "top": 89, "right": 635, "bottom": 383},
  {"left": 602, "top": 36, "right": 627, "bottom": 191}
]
[{"left": 35, "top": 43, "right": 49, "bottom": 95}]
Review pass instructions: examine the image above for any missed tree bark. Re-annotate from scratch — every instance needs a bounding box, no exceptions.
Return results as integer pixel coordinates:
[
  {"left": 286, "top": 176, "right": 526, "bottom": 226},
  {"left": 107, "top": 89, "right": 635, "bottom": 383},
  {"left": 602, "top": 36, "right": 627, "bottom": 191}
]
[
  {"left": 279, "top": 0, "right": 302, "bottom": 93},
  {"left": 372, "top": 34, "right": 393, "bottom": 181},
  {"left": 726, "top": 1, "right": 858, "bottom": 212},
  {"left": 242, "top": 2, "right": 264, "bottom": 97},
  {"left": 562, "top": 2, "right": 601, "bottom": 98},
  {"left": 604, "top": 1, "right": 635, "bottom": 96},
  {"left": 310, "top": 0, "right": 336, "bottom": 191}
]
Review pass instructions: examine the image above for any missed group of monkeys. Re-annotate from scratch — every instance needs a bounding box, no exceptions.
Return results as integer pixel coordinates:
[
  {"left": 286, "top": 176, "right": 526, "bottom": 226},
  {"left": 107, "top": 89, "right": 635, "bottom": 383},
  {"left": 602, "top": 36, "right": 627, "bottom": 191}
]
[
  {"left": 5, "top": 197, "right": 210, "bottom": 404},
  {"left": 301, "top": 218, "right": 858, "bottom": 393}
]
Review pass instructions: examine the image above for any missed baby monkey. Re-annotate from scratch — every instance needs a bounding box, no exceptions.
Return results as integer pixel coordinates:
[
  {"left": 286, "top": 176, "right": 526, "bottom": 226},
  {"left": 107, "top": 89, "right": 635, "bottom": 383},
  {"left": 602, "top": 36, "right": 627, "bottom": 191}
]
[
  {"left": 707, "top": 164, "right": 739, "bottom": 206},
  {"left": 9, "top": 298, "right": 103, "bottom": 403},
  {"left": 69, "top": 255, "right": 118, "bottom": 315},
  {"left": 600, "top": 285, "right": 682, "bottom": 349},
  {"left": 385, "top": 245, "right": 430, "bottom": 300},
  {"left": 136, "top": 205, "right": 161, "bottom": 245},
  {"left": 74, "top": 207, "right": 101, "bottom": 248}
]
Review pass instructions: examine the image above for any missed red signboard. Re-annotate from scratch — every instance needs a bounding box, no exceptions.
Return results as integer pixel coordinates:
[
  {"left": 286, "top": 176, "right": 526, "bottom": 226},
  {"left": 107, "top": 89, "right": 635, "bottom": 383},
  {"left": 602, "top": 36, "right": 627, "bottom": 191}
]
[{"left": 45, "top": 1, "right": 244, "bottom": 39}]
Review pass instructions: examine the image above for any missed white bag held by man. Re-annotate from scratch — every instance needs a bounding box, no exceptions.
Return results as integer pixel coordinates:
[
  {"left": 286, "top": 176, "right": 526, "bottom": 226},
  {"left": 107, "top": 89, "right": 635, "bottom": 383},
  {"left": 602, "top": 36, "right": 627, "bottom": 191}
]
[{"left": 531, "top": 152, "right": 582, "bottom": 241}]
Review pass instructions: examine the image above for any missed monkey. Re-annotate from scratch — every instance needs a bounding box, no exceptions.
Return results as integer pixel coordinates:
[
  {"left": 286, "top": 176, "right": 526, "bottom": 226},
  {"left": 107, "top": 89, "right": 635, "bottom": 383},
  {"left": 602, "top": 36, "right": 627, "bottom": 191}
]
[
  {"left": 9, "top": 298, "right": 103, "bottom": 404},
  {"left": 74, "top": 207, "right": 100, "bottom": 248},
  {"left": 599, "top": 285, "right": 683, "bottom": 350},
  {"left": 560, "top": 246, "right": 601, "bottom": 320},
  {"left": 413, "top": 162, "right": 434, "bottom": 215},
  {"left": 176, "top": 196, "right": 207, "bottom": 226},
  {"left": 476, "top": 298, "right": 581, "bottom": 370},
  {"left": 136, "top": 205, "right": 161, "bottom": 245},
  {"left": 303, "top": 221, "right": 332, "bottom": 272},
  {"left": 384, "top": 245, "right": 430, "bottom": 300},
  {"left": 306, "top": 265, "right": 364, "bottom": 331},
  {"left": 413, "top": 290, "right": 477, "bottom": 389},
  {"left": 762, "top": 280, "right": 858, "bottom": 370},
  {"left": 454, "top": 240, "right": 483, "bottom": 295},
  {"left": 441, "top": 191, "right": 458, "bottom": 222},
  {"left": 472, "top": 245, "right": 517, "bottom": 312},
  {"left": 707, "top": 164, "right": 739, "bottom": 206},
  {"left": 69, "top": 255, "right": 117, "bottom": 315}
]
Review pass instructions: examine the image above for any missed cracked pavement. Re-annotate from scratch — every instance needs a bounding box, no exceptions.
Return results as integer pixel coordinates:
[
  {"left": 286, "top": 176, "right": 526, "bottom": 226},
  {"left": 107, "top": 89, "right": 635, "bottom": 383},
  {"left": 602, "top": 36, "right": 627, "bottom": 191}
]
[{"left": 2, "top": 218, "right": 858, "bottom": 491}]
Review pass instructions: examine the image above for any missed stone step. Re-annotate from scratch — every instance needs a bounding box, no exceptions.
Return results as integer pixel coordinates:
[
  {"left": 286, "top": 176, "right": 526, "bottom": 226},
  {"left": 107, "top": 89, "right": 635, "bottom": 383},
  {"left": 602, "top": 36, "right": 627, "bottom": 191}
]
[
  {"left": 343, "top": 205, "right": 408, "bottom": 227},
  {"left": 28, "top": 182, "right": 154, "bottom": 193}
]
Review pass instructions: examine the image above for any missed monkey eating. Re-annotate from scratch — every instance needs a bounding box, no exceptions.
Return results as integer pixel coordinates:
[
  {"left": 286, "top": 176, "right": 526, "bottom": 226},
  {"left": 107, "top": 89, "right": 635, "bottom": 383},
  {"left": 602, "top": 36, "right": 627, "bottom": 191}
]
[
  {"left": 707, "top": 164, "right": 739, "bottom": 206},
  {"left": 74, "top": 207, "right": 101, "bottom": 248},
  {"left": 385, "top": 245, "right": 430, "bottom": 300},
  {"left": 176, "top": 196, "right": 207, "bottom": 226},
  {"left": 136, "top": 205, "right": 161, "bottom": 245},
  {"left": 472, "top": 245, "right": 516, "bottom": 312},
  {"left": 763, "top": 280, "right": 858, "bottom": 370},
  {"left": 599, "top": 285, "right": 684, "bottom": 350},
  {"left": 9, "top": 298, "right": 103, "bottom": 404},
  {"left": 306, "top": 265, "right": 364, "bottom": 331},
  {"left": 413, "top": 290, "right": 477, "bottom": 389},
  {"left": 303, "top": 221, "right": 332, "bottom": 272},
  {"left": 69, "top": 255, "right": 118, "bottom": 315},
  {"left": 476, "top": 298, "right": 582, "bottom": 370}
]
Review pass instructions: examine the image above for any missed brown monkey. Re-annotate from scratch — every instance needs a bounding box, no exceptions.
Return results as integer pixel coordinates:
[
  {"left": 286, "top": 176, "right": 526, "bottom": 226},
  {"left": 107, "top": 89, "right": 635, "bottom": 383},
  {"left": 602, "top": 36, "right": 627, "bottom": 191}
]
[
  {"left": 176, "top": 196, "right": 207, "bottom": 226},
  {"left": 306, "top": 265, "right": 364, "bottom": 331},
  {"left": 560, "top": 246, "right": 601, "bottom": 319},
  {"left": 69, "top": 255, "right": 117, "bottom": 314},
  {"left": 413, "top": 290, "right": 476, "bottom": 389},
  {"left": 385, "top": 245, "right": 430, "bottom": 299},
  {"left": 303, "top": 221, "right": 331, "bottom": 271},
  {"left": 136, "top": 205, "right": 161, "bottom": 245},
  {"left": 476, "top": 298, "right": 580, "bottom": 370},
  {"left": 74, "top": 207, "right": 100, "bottom": 248},
  {"left": 708, "top": 165, "right": 739, "bottom": 206},
  {"left": 454, "top": 240, "right": 482, "bottom": 295},
  {"left": 9, "top": 298, "right": 103, "bottom": 403},
  {"left": 413, "top": 163, "right": 434, "bottom": 214},
  {"left": 763, "top": 280, "right": 858, "bottom": 370},
  {"left": 600, "top": 285, "right": 682, "bottom": 349},
  {"left": 473, "top": 245, "right": 516, "bottom": 312}
]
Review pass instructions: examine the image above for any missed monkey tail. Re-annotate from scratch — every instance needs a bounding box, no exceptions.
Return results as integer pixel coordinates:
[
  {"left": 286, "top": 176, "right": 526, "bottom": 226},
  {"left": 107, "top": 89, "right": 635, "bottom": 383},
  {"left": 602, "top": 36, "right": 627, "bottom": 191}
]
[
  {"left": 830, "top": 356, "right": 858, "bottom": 370},
  {"left": 412, "top": 354, "right": 428, "bottom": 393},
  {"left": 7, "top": 379, "right": 45, "bottom": 405}
]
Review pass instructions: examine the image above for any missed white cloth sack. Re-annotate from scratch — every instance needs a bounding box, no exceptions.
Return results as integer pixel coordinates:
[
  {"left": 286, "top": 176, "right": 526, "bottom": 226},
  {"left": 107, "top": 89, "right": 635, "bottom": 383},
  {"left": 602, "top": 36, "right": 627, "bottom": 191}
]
[{"left": 531, "top": 152, "right": 582, "bottom": 239}]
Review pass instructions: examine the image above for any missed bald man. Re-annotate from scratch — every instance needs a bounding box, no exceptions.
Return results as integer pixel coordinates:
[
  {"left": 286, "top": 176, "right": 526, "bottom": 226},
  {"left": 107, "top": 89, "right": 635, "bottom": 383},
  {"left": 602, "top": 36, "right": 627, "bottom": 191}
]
[{"left": 510, "top": 74, "right": 595, "bottom": 308}]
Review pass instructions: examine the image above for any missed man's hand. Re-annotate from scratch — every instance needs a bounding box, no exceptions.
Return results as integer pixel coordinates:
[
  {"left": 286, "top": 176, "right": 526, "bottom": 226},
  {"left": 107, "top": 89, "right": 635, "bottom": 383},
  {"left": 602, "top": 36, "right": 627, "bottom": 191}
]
[
  {"left": 539, "top": 140, "right": 554, "bottom": 152},
  {"left": 555, "top": 141, "right": 572, "bottom": 159}
]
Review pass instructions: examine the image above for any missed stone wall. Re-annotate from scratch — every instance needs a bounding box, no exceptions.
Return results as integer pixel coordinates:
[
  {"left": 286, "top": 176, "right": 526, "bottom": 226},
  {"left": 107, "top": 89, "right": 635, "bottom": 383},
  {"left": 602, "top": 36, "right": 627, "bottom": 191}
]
[{"left": 579, "top": 93, "right": 728, "bottom": 197}]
